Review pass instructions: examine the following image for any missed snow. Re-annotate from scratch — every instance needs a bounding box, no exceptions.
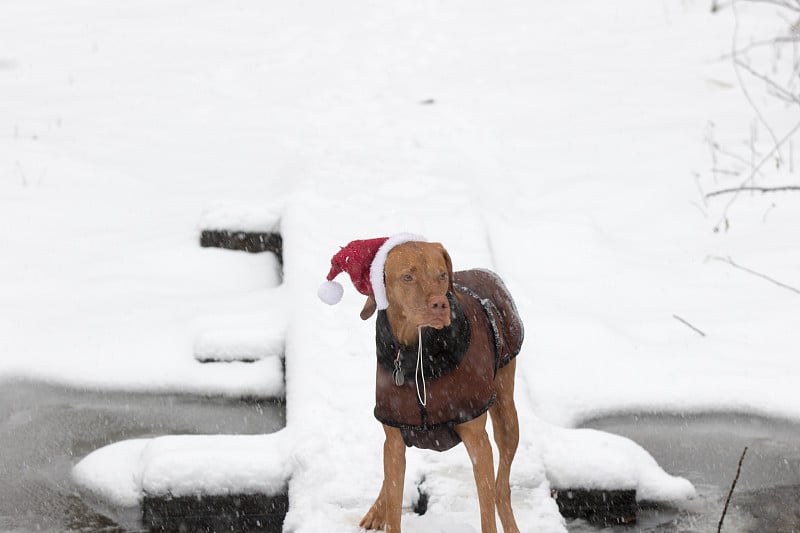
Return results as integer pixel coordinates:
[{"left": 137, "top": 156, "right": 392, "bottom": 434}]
[
  {"left": 72, "top": 433, "right": 292, "bottom": 529},
  {"left": 192, "top": 309, "right": 286, "bottom": 363},
  {"left": 540, "top": 425, "right": 695, "bottom": 502},
  {"left": 2, "top": 0, "right": 799, "bottom": 530},
  {"left": 198, "top": 203, "right": 283, "bottom": 234},
  {"left": 138, "top": 433, "right": 292, "bottom": 499},
  {"left": 72, "top": 439, "right": 150, "bottom": 510},
  {"left": 71, "top": 409, "right": 693, "bottom": 531}
]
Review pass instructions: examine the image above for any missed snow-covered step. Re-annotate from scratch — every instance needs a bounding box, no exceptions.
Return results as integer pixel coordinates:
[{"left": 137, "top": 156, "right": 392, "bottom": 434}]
[
  {"left": 190, "top": 293, "right": 287, "bottom": 393},
  {"left": 198, "top": 203, "right": 283, "bottom": 259},
  {"left": 194, "top": 203, "right": 286, "bottom": 369},
  {"left": 199, "top": 203, "right": 282, "bottom": 235},
  {"left": 72, "top": 432, "right": 292, "bottom": 532},
  {"left": 193, "top": 327, "right": 284, "bottom": 364}
]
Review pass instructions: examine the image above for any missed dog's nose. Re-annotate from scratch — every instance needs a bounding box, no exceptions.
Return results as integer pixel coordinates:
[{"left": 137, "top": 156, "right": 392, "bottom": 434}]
[{"left": 428, "top": 295, "right": 449, "bottom": 312}]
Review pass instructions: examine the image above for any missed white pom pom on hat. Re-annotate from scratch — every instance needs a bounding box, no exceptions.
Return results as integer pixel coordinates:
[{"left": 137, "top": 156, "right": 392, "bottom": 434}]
[{"left": 317, "top": 280, "right": 344, "bottom": 305}]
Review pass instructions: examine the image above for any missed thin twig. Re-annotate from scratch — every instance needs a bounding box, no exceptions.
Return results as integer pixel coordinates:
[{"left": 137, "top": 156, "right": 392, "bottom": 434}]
[
  {"left": 672, "top": 315, "right": 707, "bottom": 337},
  {"left": 717, "top": 144, "right": 765, "bottom": 172},
  {"left": 710, "top": 168, "right": 743, "bottom": 176},
  {"left": 743, "top": 0, "right": 800, "bottom": 11},
  {"left": 706, "top": 184, "right": 800, "bottom": 197},
  {"left": 714, "top": 120, "right": 800, "bottom": 230},
  {"left": 734, "top": 58, "right": 800, "bottom": 105},
  {"left": 708, "top": 255, "right": 800, "bottom": 294},
  {"left": 718, "top": 446, "right": 749, "bottom": 533},
  {"left": 713, "top": 145, "right": 767, "bottom": 182},
  {"left": 694, "top": 172, "right": 710, "bottom": 211},
  {"left": 732, "top": 0, "right": 785, "bottom": 162},
  {"left": 720, "top": 36, "right": 800, "bottom": 61}
]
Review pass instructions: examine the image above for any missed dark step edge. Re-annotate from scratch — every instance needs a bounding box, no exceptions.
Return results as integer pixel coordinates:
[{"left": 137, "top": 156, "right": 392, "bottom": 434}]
[
  {"left": 195, "top": 357, "right": 264, "bottom": 364},
  {"left": 200, "top": 230, "right": 283, "bottom": 262},
  {"left": 143, "top": 491, "right": 289, "bottom": 533},
  {"left": 552, "top": 488, "right": 637, "bottom": 525},
  {"left": 194, "top": 348, "right": 285, "bottom": 365}
]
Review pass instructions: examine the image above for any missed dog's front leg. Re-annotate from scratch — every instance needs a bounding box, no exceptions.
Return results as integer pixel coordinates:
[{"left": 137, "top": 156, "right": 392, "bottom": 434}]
[
  {"left": 360, "top": 425, "right": 406, "bottom": 532},
  {"left": 456, "top": 414, "right": 497, "bottom": 533}
]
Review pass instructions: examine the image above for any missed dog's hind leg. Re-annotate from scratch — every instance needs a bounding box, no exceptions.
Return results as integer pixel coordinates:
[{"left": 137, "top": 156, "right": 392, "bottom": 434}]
[
  {"left": 360, "top": 425, "right": 406, "bottom": 532},
  {"left": 490, "top": 358, "right": 520, "bottom": 533}
]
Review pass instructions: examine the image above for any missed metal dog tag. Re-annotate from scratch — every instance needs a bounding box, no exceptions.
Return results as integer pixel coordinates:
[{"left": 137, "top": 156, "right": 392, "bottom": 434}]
[{"left": 393, "top": 352, "right": 404, "bottom": 386}]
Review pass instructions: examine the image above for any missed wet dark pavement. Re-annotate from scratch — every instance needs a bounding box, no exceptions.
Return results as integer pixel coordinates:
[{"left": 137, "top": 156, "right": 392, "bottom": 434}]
[
  {"left": 0, "top": 380, "right": 284, "bottom": 532},
  {"left": 573, "top": 413, "right": 800, "bottom": 532}
]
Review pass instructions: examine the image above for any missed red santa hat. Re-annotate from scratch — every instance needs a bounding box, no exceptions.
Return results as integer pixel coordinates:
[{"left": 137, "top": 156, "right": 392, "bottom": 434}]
[{"left": 318, "top": 233, "right": 427, "bottom": 310}]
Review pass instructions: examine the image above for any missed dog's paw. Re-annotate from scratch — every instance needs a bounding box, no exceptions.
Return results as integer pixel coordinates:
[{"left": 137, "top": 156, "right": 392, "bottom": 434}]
[{"left": 359, "top": 505, "right": 386, "bottom": 530}]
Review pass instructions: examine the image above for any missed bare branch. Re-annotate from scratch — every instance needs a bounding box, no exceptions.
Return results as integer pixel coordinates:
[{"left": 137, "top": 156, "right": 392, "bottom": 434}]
[
  {"left": 706, "top": 184, "right": 800, "bottom": 196},
  {"left": 718, "top": 447, "right": 749, "bottom": 533},
  {"left": 732, "top": 1, "right": 786, "bottom": 161},
  {"left": 705, "top": 0, "right": 800, "bottom": 228},
  {"left": 744, "top": 0, "right": 800, "bottom": 11},
  {"left": 716, "top": 145, "right": 767, "bottom": 179},
  {"left": 672, "top": 315, "right": 707, "bottom": 337},
  {"left": 734, "top": 58, "right": 800, "bottom": 104},
  {"left": 720, "top": 36, "right": 800, "bottom": 61},
  {"left": 708, "top": 255, "right": 800, "bottom": 294},
  {"left": 713, "top": 120, "right": 800, "bottom": 229},
  {"left": 710, "top": 168, "right": 743, "bottom": 176},
  {"left": 705, "top": 126, "right": 767, "bottom": 184}
]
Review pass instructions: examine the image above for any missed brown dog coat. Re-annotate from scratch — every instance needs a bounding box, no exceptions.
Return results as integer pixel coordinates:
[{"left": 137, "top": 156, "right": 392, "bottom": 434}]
[{"left": 373, "top": 269, "right": 524, "bottom": 451}]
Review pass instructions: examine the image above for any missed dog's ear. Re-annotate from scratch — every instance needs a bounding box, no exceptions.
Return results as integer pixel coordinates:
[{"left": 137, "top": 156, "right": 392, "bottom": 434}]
[
  {"left": 360, "top": 295, "right": 377, "bottom": 320},
  {"left": 438, "top": 244, "right": 455, "bottom": 293}
]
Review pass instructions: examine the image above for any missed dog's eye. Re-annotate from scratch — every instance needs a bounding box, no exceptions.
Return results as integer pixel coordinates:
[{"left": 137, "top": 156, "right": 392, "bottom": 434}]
[
  {"left": 402, "top": 274, "right": 414, "bottom": 282},
  {"left": 439, "top": 272, "right": 448, "bottom": 281}
]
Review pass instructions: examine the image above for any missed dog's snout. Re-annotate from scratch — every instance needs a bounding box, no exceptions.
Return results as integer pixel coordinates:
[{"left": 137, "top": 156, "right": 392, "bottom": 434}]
[
  {"left": 424, "top": 294, "right": 451, "bottom": 329},
  {"left": 429, "top": 295, "right": 449, "bottom": 311}
]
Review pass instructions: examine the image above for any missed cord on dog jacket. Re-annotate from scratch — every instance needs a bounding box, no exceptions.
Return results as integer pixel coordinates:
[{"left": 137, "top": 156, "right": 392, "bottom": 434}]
[{"left": 373, "top": 269, "right": 524, "bottom": 451}]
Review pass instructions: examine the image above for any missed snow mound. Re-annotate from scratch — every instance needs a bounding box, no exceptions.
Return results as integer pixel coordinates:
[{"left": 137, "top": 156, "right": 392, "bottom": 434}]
[
  {"left": 140, "top": 433, "right": 292, "bottom": 498},
  {"left": 73, "top": 439, "right": 150, "bottom": 509},
  {"left": 542, "top": 426, "right": 696, "bottom": 502},
  {"left": 73, "top": 431, "right": 292, "bottom": 510}
]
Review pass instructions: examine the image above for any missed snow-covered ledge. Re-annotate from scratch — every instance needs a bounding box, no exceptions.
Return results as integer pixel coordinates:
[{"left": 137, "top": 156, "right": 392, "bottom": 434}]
[
  {"left": 198, "top": 203, "right": 283, "bottom": 234},
  {"left": 72, "top": 431, "right": 293, "bottom": 531},
  {"left": 540, "top": 423, "right": 695, "bottom": 502},
  {"left": 72, "top": 419, "right": 694, "bottom": 531}
]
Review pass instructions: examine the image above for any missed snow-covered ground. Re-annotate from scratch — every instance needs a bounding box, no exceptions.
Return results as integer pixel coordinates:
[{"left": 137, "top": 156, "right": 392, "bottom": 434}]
[{"left": 2, "top": 0, "right": 799, "bottom": 531}]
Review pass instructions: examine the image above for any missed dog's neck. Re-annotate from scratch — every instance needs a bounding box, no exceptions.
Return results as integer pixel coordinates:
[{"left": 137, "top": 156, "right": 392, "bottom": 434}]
[
  {"left": 385, "top": 307, "right": 420, "bottom": 346},
  {"left": 375, "top": 292, "right": 470, "bottom": 381}
]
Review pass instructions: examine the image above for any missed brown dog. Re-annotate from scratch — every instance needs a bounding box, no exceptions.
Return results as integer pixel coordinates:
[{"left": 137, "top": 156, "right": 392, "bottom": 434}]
[{"left": 355, "top": 241, "right": 524, "bottom": 533}]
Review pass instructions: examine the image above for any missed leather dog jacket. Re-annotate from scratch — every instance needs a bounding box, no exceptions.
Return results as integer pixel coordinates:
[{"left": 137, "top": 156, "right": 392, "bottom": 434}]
[{"left": 373, "top": 269, "right": 524, "bottom": 451}]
